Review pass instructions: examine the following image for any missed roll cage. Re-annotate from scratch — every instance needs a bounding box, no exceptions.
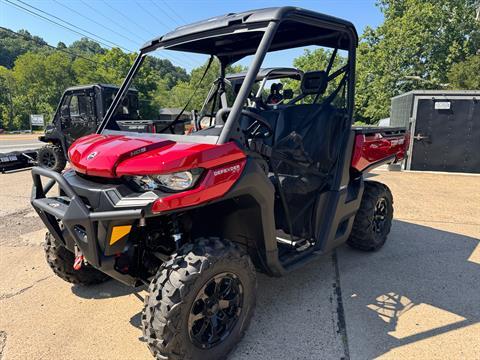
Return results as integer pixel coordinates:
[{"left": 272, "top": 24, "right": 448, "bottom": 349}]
[
  {"left": 97, "top": 6, "right": 358, "bottom": 145},
  {"left": 196, "top": 67, "right": 303, "bottom": 128}
]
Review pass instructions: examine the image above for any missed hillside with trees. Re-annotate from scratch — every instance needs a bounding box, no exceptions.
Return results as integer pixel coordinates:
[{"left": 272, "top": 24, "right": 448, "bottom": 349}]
[
  {"left": 0, "top": 31, "right": 189, "bottom": 130},
  {"left": 1, "top": 0, "right": 479, "bottom": 130}
]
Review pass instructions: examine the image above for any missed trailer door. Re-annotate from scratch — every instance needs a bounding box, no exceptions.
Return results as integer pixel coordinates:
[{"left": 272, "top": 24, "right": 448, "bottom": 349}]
[{"left": 409, "top": 97, "right": 480, "bottom": 173}]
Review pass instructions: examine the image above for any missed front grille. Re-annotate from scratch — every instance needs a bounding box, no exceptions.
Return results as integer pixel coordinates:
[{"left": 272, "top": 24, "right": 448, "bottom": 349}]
[{"left": 76, "top": 172, "right": 123, "bottom": 184}]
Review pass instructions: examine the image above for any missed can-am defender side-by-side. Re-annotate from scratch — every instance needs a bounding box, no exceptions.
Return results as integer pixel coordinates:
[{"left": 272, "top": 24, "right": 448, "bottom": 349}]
[{"left": 31, "top": 7, "right": 408, "bottom": 360}]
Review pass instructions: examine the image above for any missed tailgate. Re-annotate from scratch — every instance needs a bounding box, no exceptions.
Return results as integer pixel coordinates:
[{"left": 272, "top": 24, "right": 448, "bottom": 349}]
[{"left": 351, "top": 127, "right": 409, "bottom": 172}]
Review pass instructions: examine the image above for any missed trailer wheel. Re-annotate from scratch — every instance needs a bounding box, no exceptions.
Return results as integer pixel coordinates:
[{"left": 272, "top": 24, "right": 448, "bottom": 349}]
[
  {"left": 37, "top": 144, "right": 66, "bottom": 172},
  {"left": 348, "top": 181, "right": 393, "bottom": 251},
  {"left": 44, "top": 232, "right": 109, "bottom": 285},
  {"left": 142, "top": 237, "right": 256, "bottom": 360}
]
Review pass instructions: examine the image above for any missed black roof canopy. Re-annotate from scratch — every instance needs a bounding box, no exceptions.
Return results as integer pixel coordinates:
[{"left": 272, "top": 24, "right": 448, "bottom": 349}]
[{"left": 141, "top": 7, "right": 358, "bottom": 61}]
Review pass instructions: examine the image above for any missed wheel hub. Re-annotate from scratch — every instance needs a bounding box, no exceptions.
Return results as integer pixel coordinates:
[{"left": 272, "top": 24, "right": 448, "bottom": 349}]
[
  {"left": 42, "top": 152, "right": 55, "bottom": 168},
  {"left": 188, "top": 272, "right": 243, "bottom": 349},
  {"left": 205, "top": 299, "right": 219, "bottom": 315}
]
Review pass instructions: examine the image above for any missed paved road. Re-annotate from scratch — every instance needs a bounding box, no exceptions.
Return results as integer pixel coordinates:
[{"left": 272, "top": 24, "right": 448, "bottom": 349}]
[
  {"left": 0, "top": 134, "right": 43, "bottom": 154},
  {"left": 0, "top": 169, "right": 478, "bottom": 359}
]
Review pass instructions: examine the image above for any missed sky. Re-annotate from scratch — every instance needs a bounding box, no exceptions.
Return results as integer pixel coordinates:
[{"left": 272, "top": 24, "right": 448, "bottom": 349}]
[{"left": 0, "top": 0, "right": 384, "bottom": 71}]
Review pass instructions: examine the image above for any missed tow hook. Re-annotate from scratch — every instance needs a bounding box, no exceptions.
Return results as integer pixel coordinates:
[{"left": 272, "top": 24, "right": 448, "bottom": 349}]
[{"left": 73, "top": 245, "right": 85, "bottom": 270}]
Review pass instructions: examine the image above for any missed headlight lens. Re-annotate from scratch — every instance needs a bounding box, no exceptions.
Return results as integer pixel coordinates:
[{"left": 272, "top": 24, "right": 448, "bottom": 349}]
[
  {"left": 135, "top": 169, "right": 202, "bottom": 192},
  {"left": 154, "top": 171, "right": 194, "bottom": 191}
]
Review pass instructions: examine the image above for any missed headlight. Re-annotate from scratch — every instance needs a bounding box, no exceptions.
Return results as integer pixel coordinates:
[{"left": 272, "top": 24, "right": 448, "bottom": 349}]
[
  {"left": 135, "top": 169, "right": 202, "bottom": 192},
  {"left": 154, "top": 171, "right": 194, "bottom": 190}
]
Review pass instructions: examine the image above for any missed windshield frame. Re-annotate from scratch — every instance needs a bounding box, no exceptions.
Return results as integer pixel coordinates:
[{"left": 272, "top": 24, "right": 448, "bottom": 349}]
[{"left": 96, "top": 22, "right": 277, "bottom": 143}]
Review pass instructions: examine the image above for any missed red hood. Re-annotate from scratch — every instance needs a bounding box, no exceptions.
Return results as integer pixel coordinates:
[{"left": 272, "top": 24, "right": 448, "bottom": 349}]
[{"left": 68, "top": 134, "right": 246, "bottom": 178}]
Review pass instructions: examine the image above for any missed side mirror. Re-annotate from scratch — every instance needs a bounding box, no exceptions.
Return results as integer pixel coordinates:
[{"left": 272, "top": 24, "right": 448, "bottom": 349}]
[{"left": 283, "top": 89, "right": 294, "bottom": 100}]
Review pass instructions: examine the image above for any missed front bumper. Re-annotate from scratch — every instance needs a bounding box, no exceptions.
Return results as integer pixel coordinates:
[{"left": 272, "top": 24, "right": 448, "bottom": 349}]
[{"left": 31, "top": 167, "right": 149, "bottom": 285}]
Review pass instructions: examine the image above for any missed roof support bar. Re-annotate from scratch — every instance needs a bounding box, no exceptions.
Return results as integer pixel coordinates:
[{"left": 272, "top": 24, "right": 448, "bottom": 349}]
[{"left": 218, "top": 21, "right": 280, "bottom": 144}]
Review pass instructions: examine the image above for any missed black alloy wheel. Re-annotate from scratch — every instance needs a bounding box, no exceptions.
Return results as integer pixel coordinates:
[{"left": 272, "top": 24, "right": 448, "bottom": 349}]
[
  {"left": 188, "top": 272, "right": 244, "bottom": 349},
  {"left": 142, "top": 237, "right": 256, "bottom": 360},
  {"left": 41, "top": 150, "right": 56, "bottom": 168},
  {"left": 347, "top": 181, "right": 393, "bottom": 251},
  {"left": 37, "top": 144, "right": 67, "bottom": 172}
]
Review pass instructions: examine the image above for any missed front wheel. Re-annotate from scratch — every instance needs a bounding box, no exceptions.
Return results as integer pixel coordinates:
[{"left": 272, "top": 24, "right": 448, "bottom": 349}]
[
  {"left": 37, "top": 144, "right": 67, "bottom": 172},
  {"left": 142, "top": 237, "right": 256, "bottom": 360},
  {"left": 347, "top": 181, "right": 393, "bottom": 251},
  {"left": 44, "top": 232, "right": 110, "bottom": 285}
]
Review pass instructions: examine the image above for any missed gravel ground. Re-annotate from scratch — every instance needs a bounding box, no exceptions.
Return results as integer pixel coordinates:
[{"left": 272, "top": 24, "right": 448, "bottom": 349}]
[{"left": 0, "top": 168, "right": 478, "bottom": 360}]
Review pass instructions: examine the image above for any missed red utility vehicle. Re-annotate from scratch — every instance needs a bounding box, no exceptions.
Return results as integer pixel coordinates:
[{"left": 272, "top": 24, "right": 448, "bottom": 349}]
[{"left": 31, "top": 7, "right": 407, "bottom": 360}]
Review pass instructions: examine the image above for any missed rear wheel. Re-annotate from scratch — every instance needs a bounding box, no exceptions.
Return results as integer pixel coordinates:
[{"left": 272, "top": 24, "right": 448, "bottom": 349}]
[
  {"left": 44, "top": 232, "right": 109, "bottom": 285},
  {"left": 142, "top": 237, "right": 256, "bottom": 360},
  {"left": 37, "top": 144, "right": 66, "bottom": 172},
  {"left": 348, "top": 181, "right": 393, "bottom": 251}
]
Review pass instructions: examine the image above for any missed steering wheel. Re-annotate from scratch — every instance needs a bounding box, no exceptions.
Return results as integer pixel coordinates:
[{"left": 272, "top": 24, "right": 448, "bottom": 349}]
[{"left": 215, "top": 108, "right": 273, "bottom": 140}]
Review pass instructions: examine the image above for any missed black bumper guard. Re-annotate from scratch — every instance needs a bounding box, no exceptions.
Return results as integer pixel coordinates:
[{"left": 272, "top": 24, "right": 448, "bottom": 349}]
[{"left": 30, "top": 167, "right": 144, "bottom": 268}]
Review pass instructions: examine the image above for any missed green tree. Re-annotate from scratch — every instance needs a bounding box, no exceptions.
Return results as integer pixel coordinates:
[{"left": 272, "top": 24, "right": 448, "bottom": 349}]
[
  {"left": 12, "top": 51, "right": 75, "bottom": 128},
  {"left": 0, "top": 28, "right": 48, "bottom": 69},
  {"left": 165, "top": 59, "right": 244, "bottom": 111},
  {"left": 68, "top": 38, "right": 105, "bottom": 55},
  {"left": 355, "top": 0, "right": 480, "bottom": 123},
  {"left": 283, "top": 48, "right": 346, "bottom": 99},
  {"left": 448, "top": 55, "right": 480, "bottom": 89},
  {"left": 0, "top": 66, "right": 16, "bottom": 130}
]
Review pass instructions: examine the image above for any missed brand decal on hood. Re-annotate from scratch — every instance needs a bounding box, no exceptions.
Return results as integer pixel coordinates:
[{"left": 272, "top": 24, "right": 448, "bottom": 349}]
[
  {"left": 87, "top": 151, "right": 98, "bottom": 160},
  {"left": 130, "top": 147, "right": 147, "bottom": 157}
]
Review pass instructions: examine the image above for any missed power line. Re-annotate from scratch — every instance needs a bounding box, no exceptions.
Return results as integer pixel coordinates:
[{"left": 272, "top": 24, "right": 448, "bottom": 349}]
[
  {"left": 101, "top": 0, "right": 200, "bottom": 67},
  {"left": 134, "top": 0, "right": 170, "bottom": 30},
  {"left": 5, "top": 0, "right": 202, "bottom": 69},
  {"left": 77, "top": 0, "right": 147, "bottom": 41},
  {"left": 59, "top": 0, "right": 141, "bottom": 46},
  {"left": 78, "top": 0, "right": 201, "bottom": 68},
  {"left": 160, "top": 0, "right": 188, "bottom": 24},
  {"left": 101, "top": 0, "right": 157, "bottom": 38},
  {"left": 149, "top": 0, "right": 182, "bottom": 27},
  {"left": 16, "top": 0, "right": 133, "bottom": 52},
  {"left": 132, "top": 0, "right": 203, "bottom": 67},
  {"left": 0, "top": 26, "right": 103, "bottom": 67},
  {"left": 3, "top": 0, "right": 130, "bottom": 52}
]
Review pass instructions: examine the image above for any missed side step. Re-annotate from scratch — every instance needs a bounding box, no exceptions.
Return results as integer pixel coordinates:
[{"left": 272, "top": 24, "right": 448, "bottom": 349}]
[{"left": 276, "top": 236, "right": 312, "bottom": 252}]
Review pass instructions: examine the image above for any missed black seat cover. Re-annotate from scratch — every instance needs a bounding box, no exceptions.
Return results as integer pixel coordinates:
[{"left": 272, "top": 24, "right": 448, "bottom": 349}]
[{"left": 274, "top": 103, "right": 341, "bottom": 174}]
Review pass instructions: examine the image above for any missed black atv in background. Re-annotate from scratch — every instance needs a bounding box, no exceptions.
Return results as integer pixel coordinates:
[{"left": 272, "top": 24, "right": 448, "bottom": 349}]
[{"left": 37, "top": 84, "right": 140, "bottom": 172}]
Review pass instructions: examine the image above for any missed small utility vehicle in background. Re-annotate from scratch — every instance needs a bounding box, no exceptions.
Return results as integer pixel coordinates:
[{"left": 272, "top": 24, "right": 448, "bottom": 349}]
[
  {"left": 37, "top": 84, "right": 140, "bottom": 172},
  {"left": 31, "top": 7, "right": 408, "bottom": 360}
]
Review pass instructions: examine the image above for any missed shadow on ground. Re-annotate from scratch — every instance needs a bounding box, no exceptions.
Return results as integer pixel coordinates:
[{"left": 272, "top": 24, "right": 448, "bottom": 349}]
[
  {"left": 338, "top": 220, "right": 480, "bottom": 359},
  {"left": 65, "top": 219, "right": 479, "bottom": 359},
  {"left": 126, "top": 252, "right": 345, "bottom": 359},
  {"left": 69, "top": 248, "right": 344, "bottom": 359},
  {"left": 71, "top": 279, "right": 145, "bottom": 300}
]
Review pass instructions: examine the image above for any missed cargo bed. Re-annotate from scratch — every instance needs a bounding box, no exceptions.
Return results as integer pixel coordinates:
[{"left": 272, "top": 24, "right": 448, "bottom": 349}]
[{"left": 351, "top": 126, "right": 408, "bottom": 172}]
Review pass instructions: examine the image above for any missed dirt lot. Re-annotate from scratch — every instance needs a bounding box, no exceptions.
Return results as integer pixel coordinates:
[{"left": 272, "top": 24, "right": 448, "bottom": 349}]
[{"left": 0, "top": 169, "right": 479, "bottom": 360}]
